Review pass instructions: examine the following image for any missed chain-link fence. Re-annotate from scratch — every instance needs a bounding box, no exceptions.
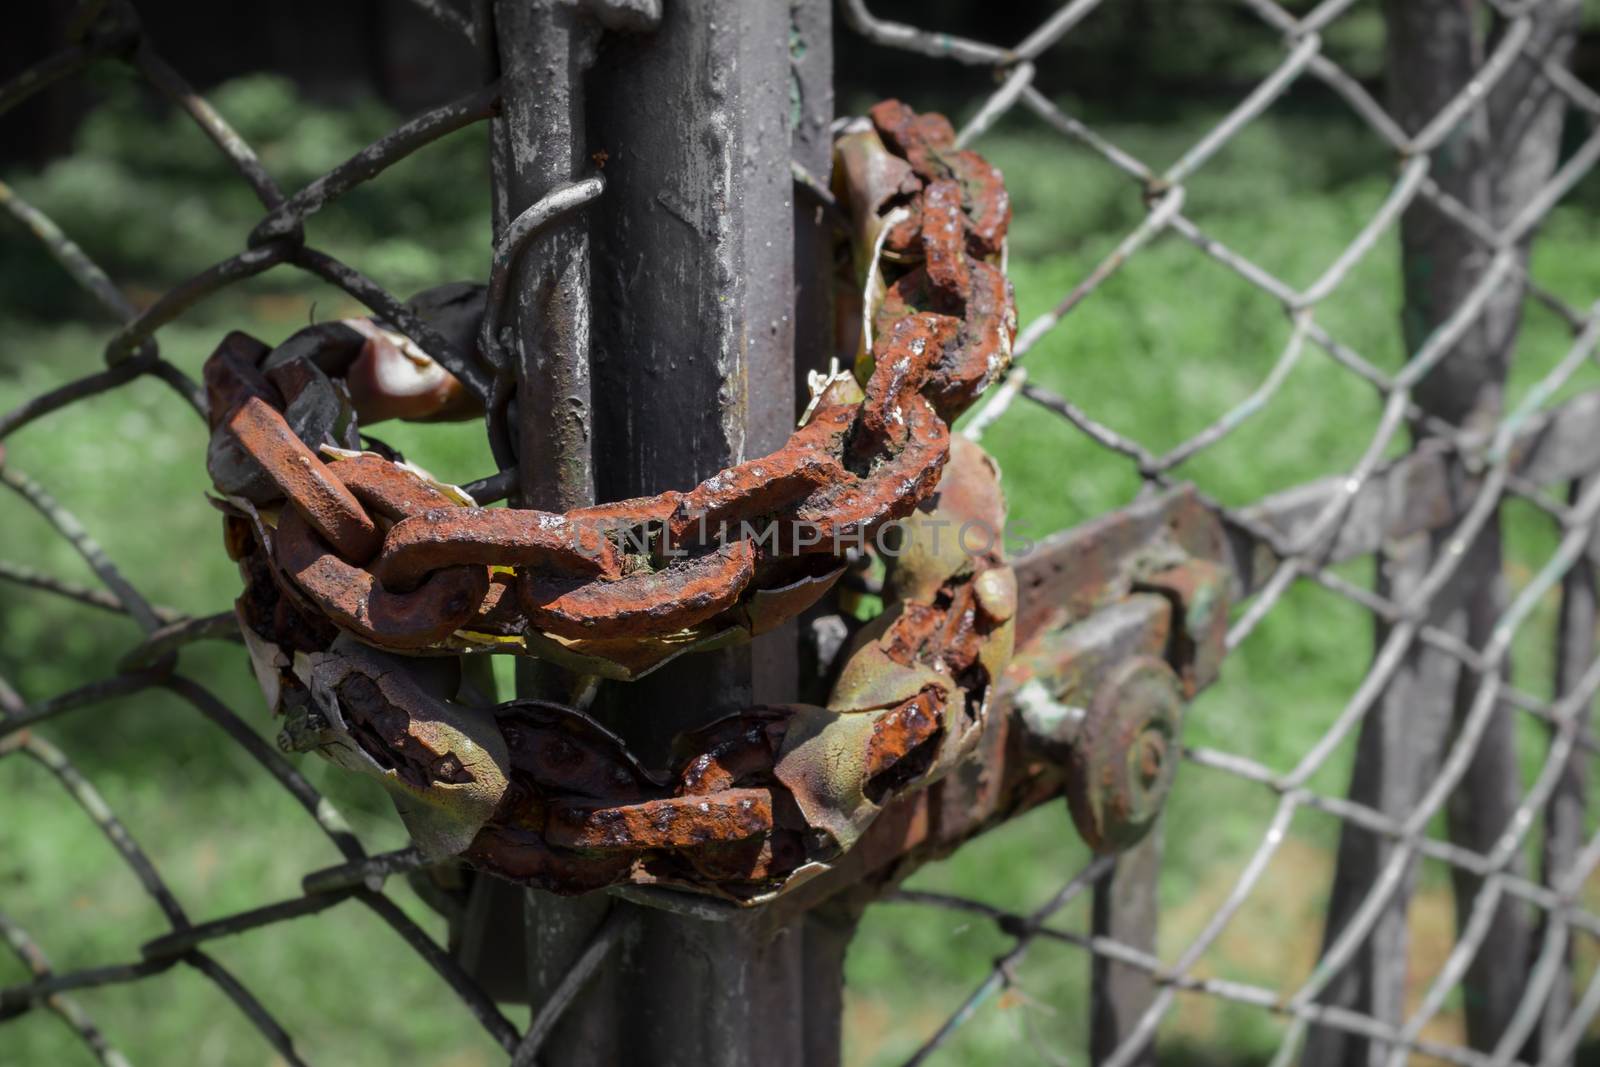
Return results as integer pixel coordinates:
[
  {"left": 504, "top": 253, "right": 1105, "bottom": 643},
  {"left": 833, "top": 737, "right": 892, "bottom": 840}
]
[
  {"left": 0, "top": 4, "right": 532, "bottom": 1064},
  {"left": 4, "top": 0, "right": 1600, "bottom": 1064},
  {"left": 847, "top": 0, "right": 1600, "bottom": 1063}
]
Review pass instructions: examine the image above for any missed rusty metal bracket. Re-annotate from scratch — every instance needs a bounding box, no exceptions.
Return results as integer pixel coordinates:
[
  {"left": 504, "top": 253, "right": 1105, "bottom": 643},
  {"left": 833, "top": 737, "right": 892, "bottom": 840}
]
[
  {"left": 690, "top": 484, "right": 1237, "bottom": 919},
  {"left": 1008, "top": 487, "right": 1230, "bottom": 853}
]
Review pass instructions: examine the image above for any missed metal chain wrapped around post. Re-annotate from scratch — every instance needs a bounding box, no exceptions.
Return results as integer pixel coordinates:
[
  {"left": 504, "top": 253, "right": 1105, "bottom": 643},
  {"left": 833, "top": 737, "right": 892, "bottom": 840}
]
[
  {"left": 206, "top": 103, "right": 1018, "bottom": 907},
  {"left": 198, "top": 0, "right": 1019, "bottom": 1056}
]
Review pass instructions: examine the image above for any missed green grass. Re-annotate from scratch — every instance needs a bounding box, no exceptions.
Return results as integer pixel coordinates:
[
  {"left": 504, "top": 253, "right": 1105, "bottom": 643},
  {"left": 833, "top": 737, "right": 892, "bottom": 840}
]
[{"left": 4, "top": 76, "right": 1600, "bottom": 1066}]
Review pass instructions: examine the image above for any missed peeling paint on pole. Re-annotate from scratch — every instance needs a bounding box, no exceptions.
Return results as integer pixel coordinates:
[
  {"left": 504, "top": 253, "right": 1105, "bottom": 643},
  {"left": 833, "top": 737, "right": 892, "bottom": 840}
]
[{"left": 499, "top": 2, "right": 844, "bottom": 1063}]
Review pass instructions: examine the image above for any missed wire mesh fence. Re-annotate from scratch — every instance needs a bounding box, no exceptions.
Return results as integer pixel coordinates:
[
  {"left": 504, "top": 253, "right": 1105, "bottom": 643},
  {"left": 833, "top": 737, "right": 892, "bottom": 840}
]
[
  {"left": 0, "top": 4, "right": 532, "bottom": 1064},
  {"left": 847, "top": 0, "right": 1600, "bottom": 1064},
  {"left": 2, "top": 0, "right": 1600, "bottom": 1065}
]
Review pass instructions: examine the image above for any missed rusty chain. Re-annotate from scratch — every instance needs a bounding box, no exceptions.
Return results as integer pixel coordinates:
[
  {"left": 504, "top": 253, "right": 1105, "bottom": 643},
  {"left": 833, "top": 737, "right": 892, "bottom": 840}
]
[{"left": 202, "top": 101, "right": 1020, "bottom": 901}]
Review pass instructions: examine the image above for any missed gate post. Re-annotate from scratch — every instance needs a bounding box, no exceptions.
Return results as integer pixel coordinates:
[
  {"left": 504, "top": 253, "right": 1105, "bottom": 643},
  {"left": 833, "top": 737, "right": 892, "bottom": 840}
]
[{"left": 492, "top": 2, "right": 846, "bottom": 1063}]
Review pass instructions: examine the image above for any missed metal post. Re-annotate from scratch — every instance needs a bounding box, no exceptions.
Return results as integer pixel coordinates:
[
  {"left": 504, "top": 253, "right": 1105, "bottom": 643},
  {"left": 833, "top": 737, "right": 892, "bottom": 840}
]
[
  {"left": 1089, "top": 832, "right": 1159, "bottom": 1066},
  {"left": 492, "top": 2, "right": 846, "bottom": 1064},
  {"left": 1306, "top": 3, "right": 1579, "bottom": 1062},
  {"left": 1543, "top": 477, "right": 1598, "bottom": 1063},
  {"left": 493, "top": 0, "right": 598, "bottom": 514}
]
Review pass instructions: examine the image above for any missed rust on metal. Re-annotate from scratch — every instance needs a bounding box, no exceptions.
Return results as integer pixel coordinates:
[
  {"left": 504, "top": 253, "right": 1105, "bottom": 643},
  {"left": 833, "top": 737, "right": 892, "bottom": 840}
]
[
  {"left": 496, "top": 702, "right": 656, "bottom": 801},
  {"left": 326, "top": 453, "right": 460, "bottom": 521},
  {"left": 869, "top": 97, "right": 1011, "bottom": 256},
  {"left": 273, "top": 508, "right": 488, "bottom": 649},
  {"left": 547, "top": 788, "right": 774, "bottom": 851},
  {"left": 565, "top": 493, "right": 679, "bottom": 530},
  {"left": 877, "top": 258, "right": 1016, "bottom": 422},
  {"left": 868, "top": 98, "right": 956, "bottom": 178},
  {"left": 521, "top": 539, "right": 757, "bottom": 639},
  {"left": 883, "top": 201, "right": 923, "bottom": 256},
  {"left": 228, "top": 397, "right": 380, "bottom": 563},
  {"left": 465, "top": 572, "right": 524, "bottom": 635},
  {"left": 944, "top": 149, "right": 1011, "bottom": 257},
  {"left": 1136, "top": 558, "right": 1231, "bottom": 695},
  {"left": 462, "top": 826, "right": 633, "bottom": 895},
  {"left": 791, "top": 396, "right": 951, "bottom": 552},
  {"left": 919, "top": 178, "right": 971, "bottom": 303},
  {"left": 374, "top": 507, "right": 620, "bottom": 591},
  {"left": 851, "top": 312, "right": 956, "bottom": 459},
  {"left": 862, "top": 691, "right": 943, "bottom": 801},
  {"left": 1065, "top": 655, "right": 1185, "bottom": 854},
  {"left": 680, "top": 830, "right": 807, "bottom": 885},
  {"left": 673, "top": 714, "right": 784, "bottom": 795},
  {"left": 665, "top": 447, "right": 843, "bottom": 548}
]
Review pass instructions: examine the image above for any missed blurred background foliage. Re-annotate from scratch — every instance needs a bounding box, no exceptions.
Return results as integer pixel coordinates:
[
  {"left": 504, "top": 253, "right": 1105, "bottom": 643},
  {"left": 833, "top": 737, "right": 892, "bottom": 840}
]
[{"left": 4, "top": 2, "right": 1600, "bottom": 1065}]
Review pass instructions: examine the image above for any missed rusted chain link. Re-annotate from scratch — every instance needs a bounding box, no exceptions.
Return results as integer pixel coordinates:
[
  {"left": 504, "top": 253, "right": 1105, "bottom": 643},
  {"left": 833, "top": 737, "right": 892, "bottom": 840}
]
[{"left": 206, "top": 102, "right": 1019, "bottom": 900}]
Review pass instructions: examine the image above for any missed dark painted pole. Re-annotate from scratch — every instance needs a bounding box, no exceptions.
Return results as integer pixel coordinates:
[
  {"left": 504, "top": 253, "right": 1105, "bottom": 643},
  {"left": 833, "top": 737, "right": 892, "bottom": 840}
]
[
  {"left": 493, "top": 2, "right": 848, "bottom": 1064},
  {"left": 493, "top": 0, "right": 599, "bottom": 515}
]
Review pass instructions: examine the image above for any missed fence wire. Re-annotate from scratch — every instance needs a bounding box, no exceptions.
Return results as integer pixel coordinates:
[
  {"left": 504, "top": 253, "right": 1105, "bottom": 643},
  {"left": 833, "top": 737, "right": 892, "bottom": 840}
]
[
  {"left": 2, "top": 1, "right": 1599, "bottom": 1065},
  {"left": 850, "top": 0, "right": 1600, "bottom": 1064},
  {"left": 0, "top": 4, "right": 526, "bottom": 1065}
]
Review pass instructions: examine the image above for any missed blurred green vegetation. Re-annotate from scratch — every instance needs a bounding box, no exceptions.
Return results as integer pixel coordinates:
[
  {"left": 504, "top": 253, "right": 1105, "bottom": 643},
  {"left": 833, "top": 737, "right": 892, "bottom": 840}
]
[{"left": 3, "top": 73, "right": 1600, "bottom": 1066}]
